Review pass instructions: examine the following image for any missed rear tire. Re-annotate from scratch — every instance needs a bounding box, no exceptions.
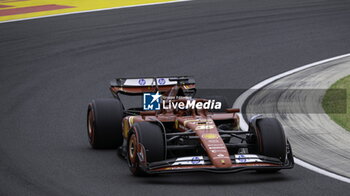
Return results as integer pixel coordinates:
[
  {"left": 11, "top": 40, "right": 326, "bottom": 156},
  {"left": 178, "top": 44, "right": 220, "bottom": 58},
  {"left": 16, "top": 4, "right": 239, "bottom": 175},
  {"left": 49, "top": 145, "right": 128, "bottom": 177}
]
[
  {"left": 127, "top": 122, "right": 165, "bottom": 176},
  {"left": 87, "top": 99, "right": 124, "bottom": 149}
]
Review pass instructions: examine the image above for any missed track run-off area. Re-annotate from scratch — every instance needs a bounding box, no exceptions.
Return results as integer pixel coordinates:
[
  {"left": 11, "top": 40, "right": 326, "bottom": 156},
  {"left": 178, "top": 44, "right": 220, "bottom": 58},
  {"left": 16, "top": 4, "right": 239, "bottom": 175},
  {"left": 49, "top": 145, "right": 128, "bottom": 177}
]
[
  {"left": 234, "top": 54, "right": 350, "bottom": 183},
  {"left": 0, "top": 0, "right": 189, "bottom": 23}
]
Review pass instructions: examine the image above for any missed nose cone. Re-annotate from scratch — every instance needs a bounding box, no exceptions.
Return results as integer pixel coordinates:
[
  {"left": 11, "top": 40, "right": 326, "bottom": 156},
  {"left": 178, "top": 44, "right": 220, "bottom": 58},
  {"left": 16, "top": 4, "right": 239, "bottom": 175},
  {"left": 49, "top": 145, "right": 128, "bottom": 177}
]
[
  {"left": 211, "top": 157, "right": 232, "bottom": 168},
  {"left": 186, "top": 119, "right": 232, "bottom": 168},
  {"left": 199, "top": 132, "right": 232, "bottom": 168},
  {"left": 178, "top": 117, "right": 233, "bottom": 168}
]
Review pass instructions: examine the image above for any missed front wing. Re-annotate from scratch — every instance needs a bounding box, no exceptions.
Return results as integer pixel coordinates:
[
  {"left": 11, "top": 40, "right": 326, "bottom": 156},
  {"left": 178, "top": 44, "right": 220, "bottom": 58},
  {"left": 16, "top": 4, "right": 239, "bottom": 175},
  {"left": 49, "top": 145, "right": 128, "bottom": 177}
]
[{"left": 141, "top": 154, "right": 294, "bottom": 174}]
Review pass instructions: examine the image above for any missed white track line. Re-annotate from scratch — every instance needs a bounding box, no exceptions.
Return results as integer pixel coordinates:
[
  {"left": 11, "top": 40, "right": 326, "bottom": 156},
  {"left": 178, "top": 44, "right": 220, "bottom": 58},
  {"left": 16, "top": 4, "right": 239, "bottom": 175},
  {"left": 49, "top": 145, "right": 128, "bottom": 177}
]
[
  {"left": 0, "top": 0, "right": 191, "bottom": 24},
  {"left": 233, "top": 53, "right": 350, "bottom": 183},
  {"left": 294, "top": 158, "right": 350, "bottom": 183}
]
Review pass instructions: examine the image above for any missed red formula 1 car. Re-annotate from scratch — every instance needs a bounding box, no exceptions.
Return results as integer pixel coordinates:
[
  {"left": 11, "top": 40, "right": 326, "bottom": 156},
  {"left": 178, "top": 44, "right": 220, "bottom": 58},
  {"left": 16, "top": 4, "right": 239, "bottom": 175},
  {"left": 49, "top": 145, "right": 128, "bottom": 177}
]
[{"left": 87, "top": 76, "right": 293, "bottom": 176}]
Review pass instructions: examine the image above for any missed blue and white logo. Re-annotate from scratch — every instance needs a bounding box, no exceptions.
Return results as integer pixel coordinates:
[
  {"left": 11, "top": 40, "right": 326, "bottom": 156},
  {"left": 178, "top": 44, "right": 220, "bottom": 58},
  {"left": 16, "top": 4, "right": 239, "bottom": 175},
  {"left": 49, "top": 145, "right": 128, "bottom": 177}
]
[
  {"left": 138, "top": 79, "right": 146, "bottom": 85},
  {"left": 237, "top": 154, "right": 246, "bottom": 163},
  {"left": 143, "top": 91, "right": 162, "bottom": 110},
  {"left": 158, "top": 78, "right": 166, "bottom": 85},
  {"left": 191, "top": 156, "right": 200, "bottom": 164}
]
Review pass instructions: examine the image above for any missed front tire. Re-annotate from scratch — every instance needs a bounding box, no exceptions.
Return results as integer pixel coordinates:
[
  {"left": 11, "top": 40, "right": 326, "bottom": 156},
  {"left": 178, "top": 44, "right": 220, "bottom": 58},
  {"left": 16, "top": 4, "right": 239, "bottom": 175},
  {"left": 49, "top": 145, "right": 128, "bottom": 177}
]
[
  {"left": 250, "top": 118, "right": 287, "bottom": 173},
  {"left": 127, "top": 122, "right": 166, "bottom": 176},
  {"left": 256, "top": 118, "right": 287, "bottom": 162}
]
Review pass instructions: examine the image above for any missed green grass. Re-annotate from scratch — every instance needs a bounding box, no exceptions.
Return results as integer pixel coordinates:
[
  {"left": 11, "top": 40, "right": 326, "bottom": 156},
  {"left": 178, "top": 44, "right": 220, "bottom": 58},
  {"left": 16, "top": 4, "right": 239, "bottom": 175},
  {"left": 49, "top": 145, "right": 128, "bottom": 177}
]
[{"left": 322, "top": 75, "right": 350, "bottom": 131}]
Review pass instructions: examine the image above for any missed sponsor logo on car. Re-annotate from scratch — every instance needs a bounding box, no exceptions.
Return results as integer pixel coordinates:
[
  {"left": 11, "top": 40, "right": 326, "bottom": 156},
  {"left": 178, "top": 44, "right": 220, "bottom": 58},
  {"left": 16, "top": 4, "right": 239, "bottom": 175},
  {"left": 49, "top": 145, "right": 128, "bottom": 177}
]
[
  {"left": 208, "top": 143, "right": 224, "bottom": 146},
  {"left": 196, "top": 125, "right": 215, "bottom": 130},
  {"left": 209, "top": 146, "right": 226, "bottom": 149},
  {"left": 171, "top": 156, "right": 204, "bottom": 166},
  {"left": 235, "top": 154, "right": 263, "bottom": 163},
  {"left": 236, "top": 154, "right": 246, "bottom": 163},
  {"left": 158, "top": 78, "right": 166, "bottom": 85},
  {"left": 211, "top": 149, "right": 227, "bottom": 153},
  {"left": 202, "top": 133, "right": 219, "bottom": 139},
  {"left": 191, "top": 157, "right": 200, "bottom": 164},
  {"left": 138, "top": 78, "right": 146, "bottom": 85}
]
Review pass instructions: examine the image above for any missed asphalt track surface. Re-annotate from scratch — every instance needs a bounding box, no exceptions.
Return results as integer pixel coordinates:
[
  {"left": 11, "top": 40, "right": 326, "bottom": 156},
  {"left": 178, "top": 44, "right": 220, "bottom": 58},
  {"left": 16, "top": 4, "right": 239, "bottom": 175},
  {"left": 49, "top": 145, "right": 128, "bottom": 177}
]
[{"left": 1, "top": 0, "right": 350, "bottom": 195}]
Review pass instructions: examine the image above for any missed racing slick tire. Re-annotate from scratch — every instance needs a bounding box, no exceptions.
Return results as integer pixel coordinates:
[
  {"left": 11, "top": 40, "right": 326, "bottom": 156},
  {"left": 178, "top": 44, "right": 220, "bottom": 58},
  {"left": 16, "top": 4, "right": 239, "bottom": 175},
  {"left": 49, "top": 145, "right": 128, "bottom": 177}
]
[
  {"left": 253, "top": 118, "right": 287, "bottom": 173},
  {"left": 127, "top": 122, "right": 166, "bottom": 176},
  {"left": 87, "top": 99, "right": 124, "bottom": 149}
]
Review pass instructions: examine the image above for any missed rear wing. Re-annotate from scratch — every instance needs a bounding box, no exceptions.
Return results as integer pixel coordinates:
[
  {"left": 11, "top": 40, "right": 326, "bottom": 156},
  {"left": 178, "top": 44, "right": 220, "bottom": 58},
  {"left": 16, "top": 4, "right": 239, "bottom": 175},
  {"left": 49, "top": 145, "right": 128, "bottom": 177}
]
[{"left": 110, "top": 76, "right": 196, "bottom": 95}]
